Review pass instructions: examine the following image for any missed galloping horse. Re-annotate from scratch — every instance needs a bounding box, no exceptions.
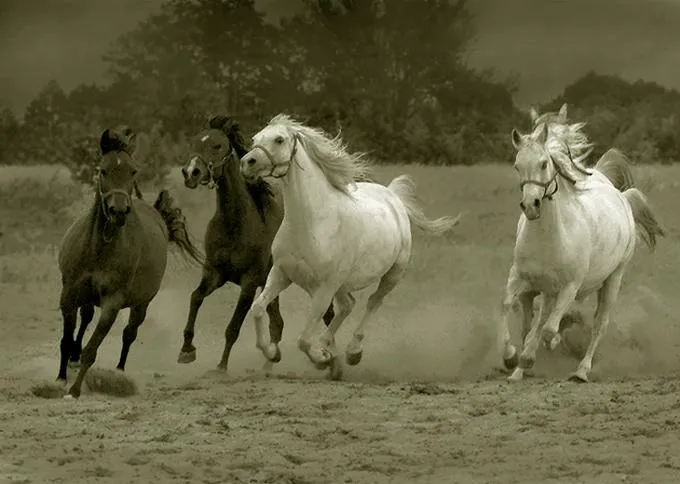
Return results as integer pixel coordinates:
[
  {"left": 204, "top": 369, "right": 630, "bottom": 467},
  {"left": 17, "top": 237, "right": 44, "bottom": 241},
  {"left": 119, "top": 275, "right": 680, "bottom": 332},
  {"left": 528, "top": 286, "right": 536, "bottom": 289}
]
[
  {"left": 58, "top": 127, "right": 203, "bottom": 398},
  {"left": 240, "top": 114, "right": 461, "bottom": 380},
  {"left": 499, "top": 118, "right": 665, "bottom": 383},
  {"left": 177, "top": 115, "right": 335, "bottom": 372}
]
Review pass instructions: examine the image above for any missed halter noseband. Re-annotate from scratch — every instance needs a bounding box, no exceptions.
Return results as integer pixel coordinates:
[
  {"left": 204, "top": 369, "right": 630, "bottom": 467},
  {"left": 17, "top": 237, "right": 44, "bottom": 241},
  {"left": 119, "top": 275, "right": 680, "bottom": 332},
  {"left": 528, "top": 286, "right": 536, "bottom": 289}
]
[
  {"left": 97, "top": 173, "right": 132, "bottom": 221},
  {"left": 250, "top": 135, "right": 300, "bottom": 179}
]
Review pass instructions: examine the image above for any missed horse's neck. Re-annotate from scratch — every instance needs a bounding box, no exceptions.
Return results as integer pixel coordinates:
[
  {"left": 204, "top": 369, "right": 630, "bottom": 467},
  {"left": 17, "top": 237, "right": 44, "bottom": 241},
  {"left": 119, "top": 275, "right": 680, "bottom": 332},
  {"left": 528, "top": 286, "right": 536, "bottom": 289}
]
[
  {"left": 215, "top": 165, "right": 251, "bottom": 228},
  {"left": 281, "top": 151, "right": 335, "bottom": 228}
]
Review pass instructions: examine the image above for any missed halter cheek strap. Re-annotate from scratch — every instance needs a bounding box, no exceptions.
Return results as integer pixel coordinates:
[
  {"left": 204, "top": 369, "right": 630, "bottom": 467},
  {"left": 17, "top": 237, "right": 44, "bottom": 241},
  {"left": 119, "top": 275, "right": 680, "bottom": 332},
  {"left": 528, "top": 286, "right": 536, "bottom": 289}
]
[
  {"left": 205, "top": 146, "right": 239, "bottom": 189},
  {"left": 250, "top": 135, "right": 300, "bottom": 179}
]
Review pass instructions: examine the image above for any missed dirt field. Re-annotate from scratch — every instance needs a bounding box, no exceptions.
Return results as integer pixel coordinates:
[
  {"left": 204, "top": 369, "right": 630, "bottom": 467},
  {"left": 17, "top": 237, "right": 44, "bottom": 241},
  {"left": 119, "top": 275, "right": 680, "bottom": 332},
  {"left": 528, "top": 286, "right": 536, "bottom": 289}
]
[{"left": 1, "top": 163, "right": 680, "bottom": 483}]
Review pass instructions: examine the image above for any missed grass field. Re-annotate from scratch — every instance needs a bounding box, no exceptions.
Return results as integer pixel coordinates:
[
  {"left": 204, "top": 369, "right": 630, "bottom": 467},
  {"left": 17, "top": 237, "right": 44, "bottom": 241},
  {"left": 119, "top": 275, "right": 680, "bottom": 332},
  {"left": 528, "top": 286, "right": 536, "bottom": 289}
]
[{"left": 1, "top": 162, "right": 680, "bottom": 483}]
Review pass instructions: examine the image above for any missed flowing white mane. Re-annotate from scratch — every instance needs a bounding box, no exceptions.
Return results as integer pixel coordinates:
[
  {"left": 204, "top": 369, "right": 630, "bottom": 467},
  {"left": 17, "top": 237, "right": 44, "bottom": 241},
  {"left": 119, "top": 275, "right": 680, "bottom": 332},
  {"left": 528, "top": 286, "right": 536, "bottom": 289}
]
[
  {"left": 544, "top": 121, "right": 594, "bottom": 183},
  {"left": 268, "top": 114, "right": 373, "bottom": 195}
]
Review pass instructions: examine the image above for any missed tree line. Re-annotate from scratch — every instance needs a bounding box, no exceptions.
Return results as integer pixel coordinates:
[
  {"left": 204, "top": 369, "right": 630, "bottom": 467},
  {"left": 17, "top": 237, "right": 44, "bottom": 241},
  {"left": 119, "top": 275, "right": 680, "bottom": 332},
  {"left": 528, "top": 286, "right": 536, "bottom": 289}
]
[{"left": 0, "top": 0, "right": 677, "bottom": 187}]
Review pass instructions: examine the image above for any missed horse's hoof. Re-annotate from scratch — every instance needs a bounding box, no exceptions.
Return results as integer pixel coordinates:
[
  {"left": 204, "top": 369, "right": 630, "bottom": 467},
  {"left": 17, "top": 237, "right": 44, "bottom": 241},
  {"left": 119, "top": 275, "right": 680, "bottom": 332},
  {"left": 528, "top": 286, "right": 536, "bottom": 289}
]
[
  {"left": 268, "top": 345, "right": 282, "bottom": 363},
  {"left": 568, "top": 372, "right": 589, "bottom": 383},
  {"left": 63, "top": 394, "right": 75, "bottom": 400},
  {"left": 215, "top": 363, "right": 228, "bottom": 373},
  {"left": 541, "top": 328, "right": 559, "bottom": 349},
  {"left": 503, "top": 352, "right": 519, "bottom": 370},
  {"left": 68, "top": 360, "right": 81, "bottom": 369},
  {"left": 345, "top": 350, "right": 362, "bottom": 366},
  {"left": 177, "top": 349, "right": 197, "bottom": 364},
  {"left": 518, "top": 354, "right": 535, "bottom": 370},
  {"left": 329, "top": 358, "right": 343, "bottom": 381},
  {"left": 507, "top": 368, "right": 524, "bottom": 382}
]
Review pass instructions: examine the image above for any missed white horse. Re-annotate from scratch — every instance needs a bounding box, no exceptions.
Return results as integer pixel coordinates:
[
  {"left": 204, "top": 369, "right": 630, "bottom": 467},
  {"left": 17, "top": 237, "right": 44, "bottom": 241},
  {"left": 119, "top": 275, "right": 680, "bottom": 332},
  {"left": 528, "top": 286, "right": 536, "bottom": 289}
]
[
  {"left": 499, "top": 118, "right": 665, "bottom": 383},
  {"left": 239, "top": 114, "right": 460, "bottom": 379}
]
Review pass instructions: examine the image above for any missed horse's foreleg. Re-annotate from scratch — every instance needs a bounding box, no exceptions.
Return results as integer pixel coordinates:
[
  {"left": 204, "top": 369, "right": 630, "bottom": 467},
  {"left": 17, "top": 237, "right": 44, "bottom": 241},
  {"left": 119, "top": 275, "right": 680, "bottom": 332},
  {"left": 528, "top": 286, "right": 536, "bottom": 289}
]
[
  {"left": 252, "top": 266, "right": 291, "bottom": 362},
  {"left": 70, "top": 304, "right": 94, "bottom": 367},
  {"left": 178, "top": 268, "right": 226, "bottom": 364},
  {"left": 116, "top": 303, "right": 149, "bottom": 371},
  {"left": 68, "top": 302, "right": 121, "bottom": 399},
  {"left": 58, "top": 305, "right": 78, "bottom": 382},
  {"left": 570, "top": 268, "right": 626, "bottom": 383},
  {"left": 510, "top": 294, "right": 555, "bottom": 382},
  {"left": 217, "top": 284, "right": 257, "bottom": 372},
  {"left": 498, "top": 266, "right": 531, "bottom": 373},
  {"left": 315, "top": 292, "right": 355, "bottom": 379},
  {"left": 297, "top": 287, "right": 337, "bottom": 368},
  {"left": 539, "top": 283, "right": 579, "bottom": 350}
]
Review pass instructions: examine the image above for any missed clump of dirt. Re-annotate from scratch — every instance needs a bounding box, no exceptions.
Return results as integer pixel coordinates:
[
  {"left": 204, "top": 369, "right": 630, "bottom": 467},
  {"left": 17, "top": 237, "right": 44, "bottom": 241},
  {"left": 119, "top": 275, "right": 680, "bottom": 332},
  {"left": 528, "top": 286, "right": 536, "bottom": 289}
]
[
  {"left": 30, "top": 382, "right": 67, "bottom": 399},
  {"left": 84, "top": 368, "right": 138, "bottom": 397}
]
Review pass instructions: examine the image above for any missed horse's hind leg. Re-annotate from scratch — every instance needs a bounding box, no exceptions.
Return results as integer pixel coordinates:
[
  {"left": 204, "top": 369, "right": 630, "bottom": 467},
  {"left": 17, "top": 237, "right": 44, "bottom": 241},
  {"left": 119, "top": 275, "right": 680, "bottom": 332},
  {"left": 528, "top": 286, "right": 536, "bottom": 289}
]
[
  {"left": 117, "top": 303, "right": 149, "bottom": 371},
  {"left": 346, "top": 267, "right": 403, "bottom": 367},
  {"left": 217, "top": 283, "right": 258, "bottom": 372},
  {"left": 570, "top": 267, "right": 626, "bottom": 383},
  {"left": 68, "top": 303, "right": 121, "bottom": 398},
  {"left": 69, "top": 304, "right": 94, "bottom": 368},
  {"left": 178, "top": 267, "right": 226, "bottom": 364}
]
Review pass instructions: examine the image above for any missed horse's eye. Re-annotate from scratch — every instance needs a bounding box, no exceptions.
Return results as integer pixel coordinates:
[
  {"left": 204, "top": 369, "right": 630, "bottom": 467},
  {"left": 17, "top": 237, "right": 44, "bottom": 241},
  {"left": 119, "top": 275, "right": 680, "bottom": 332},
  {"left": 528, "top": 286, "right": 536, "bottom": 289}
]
[
  {"left": 131, "top": 169, "right": 138, "bottom": 177},
  {"left": 275, "top": 136, "right": 284, "bottom": 144},
  {"left": 541, "top": 160, "right": 548, "bottom": 170},
  {"left": 213, "top": 144, "right": 222, "bottom": 150}
]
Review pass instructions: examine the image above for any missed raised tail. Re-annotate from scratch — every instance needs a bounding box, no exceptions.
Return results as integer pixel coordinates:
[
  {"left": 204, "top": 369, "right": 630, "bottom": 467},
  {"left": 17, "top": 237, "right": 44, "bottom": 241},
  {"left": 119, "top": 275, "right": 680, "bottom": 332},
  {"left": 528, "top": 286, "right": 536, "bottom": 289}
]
[
  {"left": 623, "top": 188, "right": 666, "bottom": 251},
  {"left": 153, "top": 189, "right": 205, "bottom": 265},
  {"left": 387, "top": 174, "right": 461, "bottom": 236},
  {"left": 594, "top": 148, "right": 635, "bottom": 192}
]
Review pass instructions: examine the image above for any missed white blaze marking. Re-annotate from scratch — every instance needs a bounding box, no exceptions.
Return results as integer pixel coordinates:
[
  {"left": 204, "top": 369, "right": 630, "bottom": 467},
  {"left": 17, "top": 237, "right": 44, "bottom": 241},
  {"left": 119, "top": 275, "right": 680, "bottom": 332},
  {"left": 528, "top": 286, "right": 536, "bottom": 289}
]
[
  {"left": 187, "top": 157, "right": 198, "bottom": 172},
  {"left": 201, "top": 135, "right": 210, "bottom": 142}
]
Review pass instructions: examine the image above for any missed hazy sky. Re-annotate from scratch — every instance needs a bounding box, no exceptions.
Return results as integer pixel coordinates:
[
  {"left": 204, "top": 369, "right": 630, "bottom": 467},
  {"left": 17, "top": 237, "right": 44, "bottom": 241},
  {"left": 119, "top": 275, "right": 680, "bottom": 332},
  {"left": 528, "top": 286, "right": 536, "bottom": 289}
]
[{"left": 1, "top": 0, "right": 680, "bottom": 115}]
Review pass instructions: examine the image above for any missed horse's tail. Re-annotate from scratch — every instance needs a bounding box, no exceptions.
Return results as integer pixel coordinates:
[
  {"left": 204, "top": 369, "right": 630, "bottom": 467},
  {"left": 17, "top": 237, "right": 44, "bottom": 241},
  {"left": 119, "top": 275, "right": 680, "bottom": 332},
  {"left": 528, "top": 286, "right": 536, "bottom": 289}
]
[
  {"left": 623, "top": 188, "right": 666, "bottom": 251},
  {"left": 594, "top": 148, "right": 635, "bottom": 192},
  {"left": 387, "top": 175, "right": 461, "bottom": 236},
  {"left": 153, "top": 190, "right": 205, "bottom": 265}
]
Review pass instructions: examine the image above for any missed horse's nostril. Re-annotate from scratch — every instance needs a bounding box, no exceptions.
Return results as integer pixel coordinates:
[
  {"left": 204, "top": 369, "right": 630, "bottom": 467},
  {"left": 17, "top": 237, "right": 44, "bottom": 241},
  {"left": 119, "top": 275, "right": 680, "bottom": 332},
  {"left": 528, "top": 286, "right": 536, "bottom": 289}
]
[
  {"left": 191, "top": 168, "right": 200, "bottom": 177},
  {"left": 533, "top": 199, "right": 540, "bottom": 208},
  {"left": 247, "top": 158, "right": 256, "bottom": 166}
]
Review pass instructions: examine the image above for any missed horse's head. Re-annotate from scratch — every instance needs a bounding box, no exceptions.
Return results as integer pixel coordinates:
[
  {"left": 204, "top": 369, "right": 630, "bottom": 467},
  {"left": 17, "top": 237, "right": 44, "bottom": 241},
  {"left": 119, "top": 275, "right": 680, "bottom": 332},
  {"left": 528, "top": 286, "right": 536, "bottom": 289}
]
[
  {"left": 240, "top": 118, "right": 297, "bottom": 182},
  {"left": 511, "top": 122, "right": 560, "bottom": 221},
  {"left": 182, "top": 115, "right": 245, "bottom": 189},
  {"left": 530, "top": 103, "right": 568, "bottom": 128},
  {"left": 97, "top": 128, "right": 139, "bottom": 227}
]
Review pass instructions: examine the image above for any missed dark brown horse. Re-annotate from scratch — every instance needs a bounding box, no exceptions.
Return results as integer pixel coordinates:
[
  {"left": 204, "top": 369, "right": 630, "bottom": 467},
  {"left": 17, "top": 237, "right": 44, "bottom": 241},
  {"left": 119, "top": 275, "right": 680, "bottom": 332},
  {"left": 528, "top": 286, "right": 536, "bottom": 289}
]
[
  {"left": 58, "top": 127, "right": 203, "bottom": 398},
  {"left": 177, "top": 115, "right": 335, "bottom": 372}
]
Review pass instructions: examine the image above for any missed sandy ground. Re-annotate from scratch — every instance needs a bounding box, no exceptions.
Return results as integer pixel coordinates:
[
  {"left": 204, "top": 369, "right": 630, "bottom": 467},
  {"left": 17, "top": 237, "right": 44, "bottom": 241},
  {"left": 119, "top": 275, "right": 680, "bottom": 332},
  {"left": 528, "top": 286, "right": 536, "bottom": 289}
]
[{"left": 2, "top": 165, "right": 680, "bottom": 483}]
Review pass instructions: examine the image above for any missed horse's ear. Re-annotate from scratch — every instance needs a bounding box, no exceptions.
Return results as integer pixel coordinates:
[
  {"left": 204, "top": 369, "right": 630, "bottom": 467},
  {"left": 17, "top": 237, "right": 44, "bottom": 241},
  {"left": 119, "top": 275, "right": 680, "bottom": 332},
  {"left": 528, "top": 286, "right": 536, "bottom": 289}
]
[
  {"left": 529, "top": 107, "right": 539, "bottom": 126},
  {"left": 530, "top": 122, "right": 547, "bottom": 144},
  {"left": 558, "top": 103, "right": 568, "bottom": 122},
  {"left": 100, "top": 128, "right": 115, "bottom": 155},
  {"left": 511, "top": 128, "right": 523, "bottom": 151}
]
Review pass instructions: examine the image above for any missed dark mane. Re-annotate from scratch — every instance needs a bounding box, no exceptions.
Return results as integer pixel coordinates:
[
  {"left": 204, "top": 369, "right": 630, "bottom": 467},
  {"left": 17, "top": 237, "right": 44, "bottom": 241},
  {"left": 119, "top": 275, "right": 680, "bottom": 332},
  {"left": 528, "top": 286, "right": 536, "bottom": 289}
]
[{"left": 207, "top": 115, "right": 275, "bottom": 217}]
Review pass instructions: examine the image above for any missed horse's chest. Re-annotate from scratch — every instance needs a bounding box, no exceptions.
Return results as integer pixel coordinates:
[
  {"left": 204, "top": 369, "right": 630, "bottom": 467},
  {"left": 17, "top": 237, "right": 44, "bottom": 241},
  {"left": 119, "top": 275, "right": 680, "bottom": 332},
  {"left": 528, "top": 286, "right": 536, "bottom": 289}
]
[{"left": 514, "top": 241, "right": 581, "bottom": 292}]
